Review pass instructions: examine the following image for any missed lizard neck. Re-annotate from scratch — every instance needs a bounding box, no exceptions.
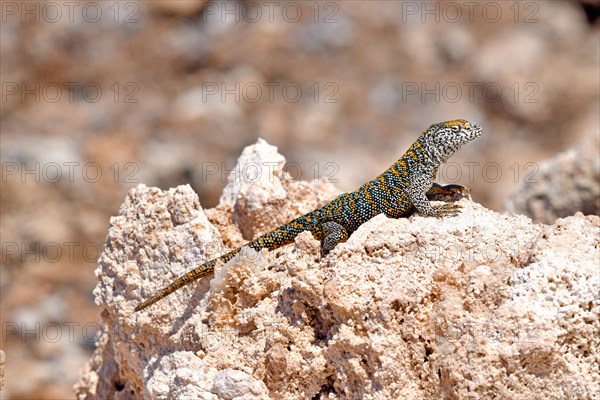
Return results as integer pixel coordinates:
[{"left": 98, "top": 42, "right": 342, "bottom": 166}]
[
  {"left": 417, "top": 133, "right": 451, "bottom": 167},
  {"left": 400, "top": 135, "right": 443, "bottom": 170}
]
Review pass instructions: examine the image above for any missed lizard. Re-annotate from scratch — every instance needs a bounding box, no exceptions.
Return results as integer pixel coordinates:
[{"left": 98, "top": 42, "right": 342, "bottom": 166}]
[{"left": 135, "top": 119, "right": 483, "bottom": 311}]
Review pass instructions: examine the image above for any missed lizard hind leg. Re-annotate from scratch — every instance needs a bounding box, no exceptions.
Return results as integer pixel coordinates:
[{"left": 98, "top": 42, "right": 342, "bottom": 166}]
[
  {"left": 321, "top": 221, "right": 349, "bottom": 257},
  {"left": 427, "top": 183, "right": 470, "bottom": 199}
]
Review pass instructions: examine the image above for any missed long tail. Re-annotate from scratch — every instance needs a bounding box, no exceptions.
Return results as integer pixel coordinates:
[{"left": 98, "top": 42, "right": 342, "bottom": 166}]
[
  {"left": 134, "top": 249, "right": 238, "bottom": 311},
  {"left": 134, "top": 215, "right": 317, "bottom": 312}
]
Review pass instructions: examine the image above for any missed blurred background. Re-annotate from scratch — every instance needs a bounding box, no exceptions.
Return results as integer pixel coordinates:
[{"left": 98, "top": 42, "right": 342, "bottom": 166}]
[{"left": 1, "top": 0, "right": 598, "bottom": 398}]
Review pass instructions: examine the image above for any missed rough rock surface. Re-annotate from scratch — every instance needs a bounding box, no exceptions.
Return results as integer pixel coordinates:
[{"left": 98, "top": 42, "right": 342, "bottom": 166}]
[
  {"left": 76, "top": 141, "right": 599, "bottom": 400},
  {"left": 0, "top": 349, "right": 5, "bottom": 391},
  {"left": 505, "top": 133, "right": 600, "bottom": 224}
]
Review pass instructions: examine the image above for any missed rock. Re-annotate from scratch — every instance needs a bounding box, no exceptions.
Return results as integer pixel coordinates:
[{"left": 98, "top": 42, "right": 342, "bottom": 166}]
[
  {"left": 0, "top": 349, "right": 5, "bottom": 391},
  {"left": 218, "top": 138, "right": 287, "bottom": 209},
  {"left": 147, "top": 0, "right": 207, "bottom": 16},
  {"left": 218, "top": 138, "right": 339, "bottom": 240},
  {"left": 211, "top": 369, "right": 268, "bottom": 399},
  {"left": 505, "top": 133, "right": 600, "bottom": 224},
  {"left": 76, "top": 140, "right": 599, "bottom": 399}
]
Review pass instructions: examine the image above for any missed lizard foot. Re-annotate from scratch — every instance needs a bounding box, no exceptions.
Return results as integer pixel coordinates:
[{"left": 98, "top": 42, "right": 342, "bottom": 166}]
[{"left": 432, "top": 203, "right": 462, "bottom": 217}]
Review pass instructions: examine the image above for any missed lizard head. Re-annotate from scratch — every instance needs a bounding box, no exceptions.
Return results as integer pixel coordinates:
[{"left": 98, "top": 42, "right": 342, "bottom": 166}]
[{"left": 424, "top": 119, "right": 482, "bottom": 163}]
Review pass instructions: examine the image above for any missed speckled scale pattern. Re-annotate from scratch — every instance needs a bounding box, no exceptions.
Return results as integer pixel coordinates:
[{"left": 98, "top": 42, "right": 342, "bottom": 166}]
[{"left": 135, "top": 119, "right": 482, "bottom": 311}]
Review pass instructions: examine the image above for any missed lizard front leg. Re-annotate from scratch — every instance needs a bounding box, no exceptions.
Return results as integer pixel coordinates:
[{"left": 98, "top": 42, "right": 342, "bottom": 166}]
[
  {"left": 409, "top": 174, "right": 462, "bottom": 218},
  {"left": 412, "top": 190, "right": 461, "bottom": 217}
]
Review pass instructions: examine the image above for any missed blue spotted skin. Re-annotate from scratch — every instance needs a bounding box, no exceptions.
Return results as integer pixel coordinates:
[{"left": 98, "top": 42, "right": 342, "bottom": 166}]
[{"left": 135, "top": 120, "right": 482, "bottom": 311}]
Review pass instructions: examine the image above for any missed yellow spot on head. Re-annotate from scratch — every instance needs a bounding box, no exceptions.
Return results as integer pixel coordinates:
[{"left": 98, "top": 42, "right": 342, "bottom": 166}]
[{"left": 443, "top": 119, "right": 470, "bottom": 129}]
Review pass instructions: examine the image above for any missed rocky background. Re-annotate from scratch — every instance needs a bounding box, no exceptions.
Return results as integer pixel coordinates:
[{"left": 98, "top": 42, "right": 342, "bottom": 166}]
[
  {"left": 79, "top": 141, "right": 599, "bottom": 400},
  {"left": 0, "top": 0, "right": 598, "bottom": 398}
]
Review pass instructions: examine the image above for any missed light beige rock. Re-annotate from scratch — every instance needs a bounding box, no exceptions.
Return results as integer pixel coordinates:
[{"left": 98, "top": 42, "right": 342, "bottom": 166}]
[
  {"left": 76, "top": 140, "right": 599, "bottom": 400},
  {"left": 505, "top": 133, "right": 600, "bottom": 224}
]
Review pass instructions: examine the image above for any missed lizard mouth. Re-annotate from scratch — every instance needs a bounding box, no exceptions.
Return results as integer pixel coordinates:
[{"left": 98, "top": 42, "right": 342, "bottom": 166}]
[{"left": 470, "top": 123, "right": 483, "bottom": 139}]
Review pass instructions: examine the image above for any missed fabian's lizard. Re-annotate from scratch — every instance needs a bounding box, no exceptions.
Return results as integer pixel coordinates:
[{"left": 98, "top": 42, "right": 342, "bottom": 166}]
[{"left": 135, "top": 119, "right": 483, "bottom": 311}]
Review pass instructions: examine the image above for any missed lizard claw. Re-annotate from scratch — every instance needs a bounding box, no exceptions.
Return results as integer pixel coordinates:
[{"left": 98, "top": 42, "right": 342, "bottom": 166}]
[{"left": 433, "top": 203, "right": 462, "bottom": 217}]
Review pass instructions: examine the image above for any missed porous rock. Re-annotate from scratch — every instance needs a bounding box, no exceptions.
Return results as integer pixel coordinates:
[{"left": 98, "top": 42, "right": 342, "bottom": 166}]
[
  {"left": 505, "top": 133, "right": 600, "bottom": 224},
  {"left": 76, "top": 140, "right": 599, "bottom": 400}
]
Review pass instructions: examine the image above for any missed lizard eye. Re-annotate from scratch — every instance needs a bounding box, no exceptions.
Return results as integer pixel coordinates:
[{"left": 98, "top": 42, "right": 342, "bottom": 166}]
[{"left": 451, "top": 125, "right": 461, "bottom": 133}]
